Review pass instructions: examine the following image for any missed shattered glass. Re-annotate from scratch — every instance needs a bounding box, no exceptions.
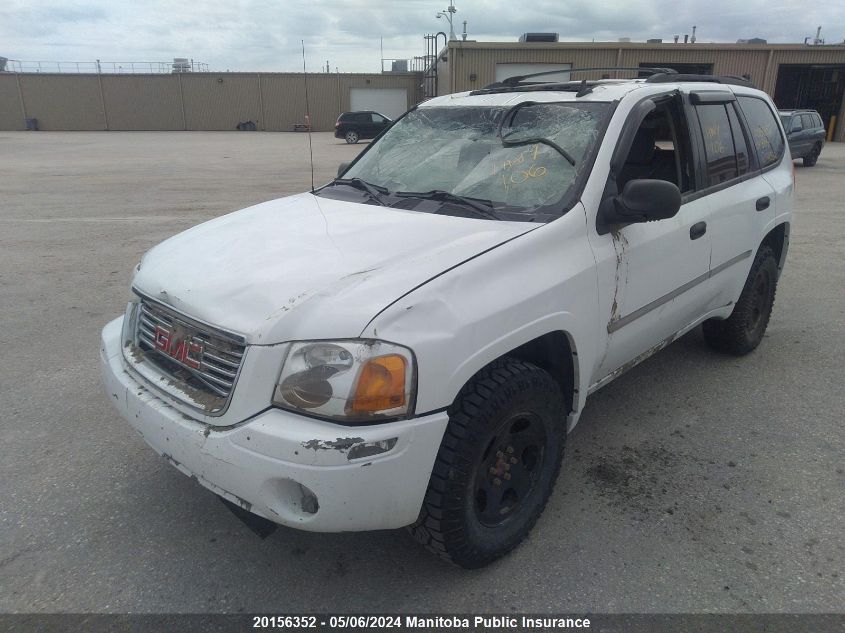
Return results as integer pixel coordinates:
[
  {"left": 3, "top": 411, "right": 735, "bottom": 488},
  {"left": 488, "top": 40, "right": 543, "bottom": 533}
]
[{"left": 343, "top": 102, "right": 610, "bottom": 217}]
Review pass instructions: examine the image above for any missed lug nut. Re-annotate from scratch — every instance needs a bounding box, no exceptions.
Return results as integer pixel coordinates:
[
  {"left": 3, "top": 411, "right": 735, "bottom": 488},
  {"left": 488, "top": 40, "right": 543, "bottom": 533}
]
[
  {"left": 510, "top": 457, "right": 518, "bottom": 464},
  {"left": 504, "top": 464, "right": 511, "bottom": 471},
  {"left": 504, "top": 473, "right": 511, "bottom": 480},
  {"left": 496, "top": 451, "right": 504, "bottom": 458},
  {"left": 493, "top": 478, "right": 502, "bottom": 486},
  {"left": 506, "top": 446, "right": 514, "bottom": 454}
]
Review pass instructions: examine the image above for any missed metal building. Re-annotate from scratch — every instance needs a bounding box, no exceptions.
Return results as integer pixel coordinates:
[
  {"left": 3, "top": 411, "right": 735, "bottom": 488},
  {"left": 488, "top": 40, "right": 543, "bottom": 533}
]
[
  {"left": 438, "top": 40, "right": 845, "bottom": 141},
  {"left": 0, "top": 71, "right": 422, "bottom": 132}
]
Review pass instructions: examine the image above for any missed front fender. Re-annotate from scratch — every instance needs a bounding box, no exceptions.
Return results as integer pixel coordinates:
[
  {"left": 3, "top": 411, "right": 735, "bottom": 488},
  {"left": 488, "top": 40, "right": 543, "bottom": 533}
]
[{"left": 361, "top": 205, "right": 601, "bottom": 431}]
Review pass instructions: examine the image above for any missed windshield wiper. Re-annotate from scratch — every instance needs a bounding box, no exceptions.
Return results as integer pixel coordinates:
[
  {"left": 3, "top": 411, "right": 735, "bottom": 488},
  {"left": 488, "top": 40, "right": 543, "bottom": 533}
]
[
  {"left": 330, "top": 177, "right": 389, "bottom": 205},
  {"left": 395, "top": 190, "right": 499, "bottom": 221},
  {"left": 497, "top": 101, "right": 577, "bottom": 166},
  {"left": 501, "top": 132, "right": 577, "bottom": 166}
]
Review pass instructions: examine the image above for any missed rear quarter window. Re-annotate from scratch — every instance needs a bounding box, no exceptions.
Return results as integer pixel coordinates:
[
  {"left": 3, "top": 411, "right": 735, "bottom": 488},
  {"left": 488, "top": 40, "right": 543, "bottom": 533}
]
[{"left": 737, "top": 96, "right": 785, "bottom": 168}]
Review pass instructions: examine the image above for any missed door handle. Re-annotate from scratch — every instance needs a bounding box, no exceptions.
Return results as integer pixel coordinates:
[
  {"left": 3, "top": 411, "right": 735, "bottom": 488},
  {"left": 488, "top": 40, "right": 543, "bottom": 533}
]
[
  {"left": 756, "top": 196, "right": 770, "bottom": 211},
  {"left": 690, "top": 221, "right": 707, "bottom": 240}
]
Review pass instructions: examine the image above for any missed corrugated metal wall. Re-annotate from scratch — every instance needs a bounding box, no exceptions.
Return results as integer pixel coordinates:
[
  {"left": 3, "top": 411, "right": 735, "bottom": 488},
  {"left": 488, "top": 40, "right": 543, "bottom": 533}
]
[
  {"left": 17, "top": 74, "right": 106, "bottom": 130},
  {"left": 180, "top": 74, "right": 262, "bottom": 130},
  {"left": 0, "top": 72, "right": 423, "bottom": 132},
  {"left": 445, "top": 42, "right": 845, "bottom": 141},
  {"left": 0, "top": 74, "right": 24, "bottom": 130},
  {"left": 101, "top": 75, "right": 183, "bottom": 130}
]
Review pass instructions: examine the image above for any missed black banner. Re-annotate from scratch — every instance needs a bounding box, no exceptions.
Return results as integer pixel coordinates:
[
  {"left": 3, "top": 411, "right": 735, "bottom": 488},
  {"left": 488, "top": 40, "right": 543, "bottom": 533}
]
[{"left": 0, "top": 614, "right": 843, "bottom": 633}]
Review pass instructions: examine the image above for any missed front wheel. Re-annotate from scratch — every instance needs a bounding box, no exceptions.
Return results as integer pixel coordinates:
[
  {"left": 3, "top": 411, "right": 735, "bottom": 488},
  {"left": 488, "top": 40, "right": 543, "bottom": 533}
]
[
  {"left": 702, "top": 245, "right": 778, "bottom": 355},
  {"left": 409, "top": 358, "right": 566, "bottom": 568},
  {"left": 344, "top": 130, "right": 359, "bottom": 144},
  {"left": 803, "top": 143, "right": 821, "bottom": 167}
]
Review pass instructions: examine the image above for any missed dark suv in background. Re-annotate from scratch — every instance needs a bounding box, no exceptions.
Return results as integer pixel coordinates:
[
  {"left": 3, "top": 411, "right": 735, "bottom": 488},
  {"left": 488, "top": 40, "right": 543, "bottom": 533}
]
[
  {"left": 334, "top": 111, "right": 392, "bottom": 144},
  {"left": 779, "top": 110, "right": 826, "bottom": 166}
]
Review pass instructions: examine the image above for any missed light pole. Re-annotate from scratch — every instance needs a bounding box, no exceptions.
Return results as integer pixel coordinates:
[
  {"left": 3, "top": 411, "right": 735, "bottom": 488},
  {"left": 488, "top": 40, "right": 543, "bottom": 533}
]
[{"left": 436, "top": 1, "right": 457, "bottom": 41}]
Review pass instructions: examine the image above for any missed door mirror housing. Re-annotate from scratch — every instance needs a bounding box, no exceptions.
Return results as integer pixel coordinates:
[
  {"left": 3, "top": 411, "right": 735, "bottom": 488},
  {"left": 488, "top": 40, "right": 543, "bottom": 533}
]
[
  {"left": 601, "top": 179, "right": 682, "bottom": 226},
  {"left": 337, "top": 162, "right": 350, "bottom": 178}
]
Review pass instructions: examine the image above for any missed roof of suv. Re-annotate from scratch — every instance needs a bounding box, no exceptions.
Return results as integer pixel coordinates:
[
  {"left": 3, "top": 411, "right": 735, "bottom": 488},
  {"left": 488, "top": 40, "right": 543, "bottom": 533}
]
[{"left": 422, "top": 77, "right": 769, "bottom": 108}]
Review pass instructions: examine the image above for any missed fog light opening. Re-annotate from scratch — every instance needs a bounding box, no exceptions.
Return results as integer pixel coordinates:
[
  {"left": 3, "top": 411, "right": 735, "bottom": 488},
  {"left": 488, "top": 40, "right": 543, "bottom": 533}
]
[{"left": 298, "top": 483, "right": 319, "bottom": 515}]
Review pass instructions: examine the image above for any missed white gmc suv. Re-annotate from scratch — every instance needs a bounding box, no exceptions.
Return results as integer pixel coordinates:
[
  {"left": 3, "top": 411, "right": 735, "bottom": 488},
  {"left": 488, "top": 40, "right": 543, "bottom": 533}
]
[{"left": 101, "top": 70, "right": 792, "bottom": 568}]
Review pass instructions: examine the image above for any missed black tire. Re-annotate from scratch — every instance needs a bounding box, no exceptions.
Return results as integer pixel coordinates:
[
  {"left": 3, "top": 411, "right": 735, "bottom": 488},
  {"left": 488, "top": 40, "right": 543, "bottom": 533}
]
[
  {"left": 344, "top": 129, "right": 359, "bottom": 144},
  {"left": 408, "top": 358, "right": 566, "bottom": 568},
  {"left": 803, "top": 143, "right": 821, "bottom": 167},
  {"left": 702, "top": 245, "right": 778, "bottom": 355}
]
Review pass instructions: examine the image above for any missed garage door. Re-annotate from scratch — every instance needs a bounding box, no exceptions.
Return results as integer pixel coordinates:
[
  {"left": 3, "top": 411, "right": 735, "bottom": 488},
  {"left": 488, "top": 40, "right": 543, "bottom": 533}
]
[
  {"left": 495, "top": 63, "right": 572, "bottom": 83},
  {"left": 350, "top": 88, "right": 408, "bottom": 120}
]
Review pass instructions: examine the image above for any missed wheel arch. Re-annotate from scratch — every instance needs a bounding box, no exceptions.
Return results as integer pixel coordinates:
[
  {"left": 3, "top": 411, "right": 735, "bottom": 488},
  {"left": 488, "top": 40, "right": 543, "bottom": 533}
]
[
  {"left": 451, "top": 330, "right": 580, "bottom": 430},
  {"left": 760, "top": 221, "right": 789, "bottom": 279}
]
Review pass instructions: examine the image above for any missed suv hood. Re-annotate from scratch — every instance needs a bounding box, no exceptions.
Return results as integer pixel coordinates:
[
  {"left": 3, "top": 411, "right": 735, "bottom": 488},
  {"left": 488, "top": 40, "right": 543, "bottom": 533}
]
[{"left": 132, "top": 193, "right": 534, "bottom": 344}]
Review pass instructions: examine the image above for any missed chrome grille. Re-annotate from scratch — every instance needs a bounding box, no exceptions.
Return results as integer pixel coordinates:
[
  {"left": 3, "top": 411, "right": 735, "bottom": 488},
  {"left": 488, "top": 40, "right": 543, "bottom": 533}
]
[{"left": 133, "top": 299, "right": 245, "bottom": 412}]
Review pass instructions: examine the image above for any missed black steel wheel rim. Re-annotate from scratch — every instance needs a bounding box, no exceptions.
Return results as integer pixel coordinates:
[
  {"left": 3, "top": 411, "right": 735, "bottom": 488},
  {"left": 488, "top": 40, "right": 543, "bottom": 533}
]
[
  {"left": 473, "top": 412, "right": 548, "bottom": 527},
  {"left": 747, "top": 266, "right": 772, "bottom": 335}
]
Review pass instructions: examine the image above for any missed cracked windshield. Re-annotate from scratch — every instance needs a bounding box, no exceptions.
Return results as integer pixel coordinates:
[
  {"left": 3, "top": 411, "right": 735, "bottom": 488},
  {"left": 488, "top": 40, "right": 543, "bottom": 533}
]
[{"left": 338, "top": 102, "right": 610, "bottom": 220}]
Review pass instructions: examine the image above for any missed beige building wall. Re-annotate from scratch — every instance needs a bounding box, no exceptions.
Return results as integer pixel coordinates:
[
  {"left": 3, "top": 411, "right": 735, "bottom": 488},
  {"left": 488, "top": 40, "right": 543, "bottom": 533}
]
[
  {"left": 180, "top": 73, "right": 262, "bottom": 130},
  {"left": 101, "top": 75, "right": 183, "bottom": 130},
  {"left": 0, "top": 71, "right": 423, "bottom": 132},
  {"left": 17, "top": 74, "right": 105, "bottom": 130},
  {"left": 0, "top": 74, "right": 25, "bottom": 130}
]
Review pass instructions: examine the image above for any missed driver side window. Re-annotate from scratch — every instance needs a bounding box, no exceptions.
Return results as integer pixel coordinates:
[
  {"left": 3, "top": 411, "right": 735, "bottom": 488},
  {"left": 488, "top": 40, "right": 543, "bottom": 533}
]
[{"left": 618, "top": 98, "right": 695, "bottom": 194}]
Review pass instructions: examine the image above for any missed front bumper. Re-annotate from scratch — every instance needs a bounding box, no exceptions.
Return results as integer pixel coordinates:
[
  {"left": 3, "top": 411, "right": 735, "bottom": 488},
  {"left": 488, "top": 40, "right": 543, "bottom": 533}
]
[{"left": 100, "top": 317, "right": 449, "bottom": 532}]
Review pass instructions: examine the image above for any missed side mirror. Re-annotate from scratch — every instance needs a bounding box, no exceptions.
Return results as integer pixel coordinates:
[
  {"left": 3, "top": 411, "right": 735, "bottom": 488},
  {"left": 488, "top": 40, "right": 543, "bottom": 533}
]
[
  {"left": 337, "top": 162, "right": 350, "bottom": 178},
  {"left": 603, "top": 179, "right": 682, "bottom": 225}
]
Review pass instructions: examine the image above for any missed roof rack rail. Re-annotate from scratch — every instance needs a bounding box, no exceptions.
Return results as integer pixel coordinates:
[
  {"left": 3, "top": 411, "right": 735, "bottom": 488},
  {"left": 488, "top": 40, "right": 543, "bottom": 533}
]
[
  {"left": 494, "top": 66, "right": 676, "bottom": 88},
  {"left": 470, "top": 79, "right": 613, "bottom": 96},
  {"left": 645, "top": 73, "right": 756, "bottom": 88}
]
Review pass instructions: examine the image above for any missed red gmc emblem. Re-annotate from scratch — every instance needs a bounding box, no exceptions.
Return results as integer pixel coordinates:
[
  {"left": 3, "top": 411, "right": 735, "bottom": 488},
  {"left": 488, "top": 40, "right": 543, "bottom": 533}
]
[{"left": 154, "top": 324, "right": 203, "bottom": 370}]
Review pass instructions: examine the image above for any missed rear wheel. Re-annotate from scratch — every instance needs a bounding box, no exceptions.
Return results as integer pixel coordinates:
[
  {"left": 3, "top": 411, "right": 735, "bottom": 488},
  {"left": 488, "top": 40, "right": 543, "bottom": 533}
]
[
  {"left": 803, "top": 143, "right": 821, "bottom": 166},
  {"left": 344, "top": 130, "right": 359, "bottom": 144},
  {"left": 703, "top": 245, "right": 778, "bottom": 355},
  {"left": 408, "top": 358, "right": 566, "bottom": 568}
]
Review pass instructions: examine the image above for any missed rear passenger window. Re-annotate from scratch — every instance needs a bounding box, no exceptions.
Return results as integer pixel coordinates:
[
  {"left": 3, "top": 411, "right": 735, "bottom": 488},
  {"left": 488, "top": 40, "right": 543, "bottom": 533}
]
[
  {"left": 696, "top": 104, "right": 738, "bottom": 186},
  {"left": 737, "top": 96, "right": 785, "bottom": 168},
  {"left": 801, "top": 114, "right": 815, "bottom": 130},
  {"left": 816, "top": 114, "right": 824, "bottom": 128},
  {"left": 727, "top": 105, "right": 750, "bottom": 175}
]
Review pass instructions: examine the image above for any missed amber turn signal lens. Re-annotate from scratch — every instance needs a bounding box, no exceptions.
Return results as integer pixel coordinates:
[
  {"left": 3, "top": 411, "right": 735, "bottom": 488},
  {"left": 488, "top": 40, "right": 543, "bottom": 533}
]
[{"left": 350, "top": 354, "right": 407, "bottom": 413}]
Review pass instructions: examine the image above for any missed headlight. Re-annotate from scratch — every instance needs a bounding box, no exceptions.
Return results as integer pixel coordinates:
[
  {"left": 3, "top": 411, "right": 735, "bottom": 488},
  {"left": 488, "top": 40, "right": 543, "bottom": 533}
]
[{"left": 272, "top": 340, "right": 416, "bottom": 423}]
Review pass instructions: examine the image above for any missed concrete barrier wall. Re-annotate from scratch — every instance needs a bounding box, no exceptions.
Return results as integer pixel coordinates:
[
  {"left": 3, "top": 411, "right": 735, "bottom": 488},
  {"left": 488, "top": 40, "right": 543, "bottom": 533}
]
[{"left": 0, "top": 72, "right": 423, "bottom": 132}]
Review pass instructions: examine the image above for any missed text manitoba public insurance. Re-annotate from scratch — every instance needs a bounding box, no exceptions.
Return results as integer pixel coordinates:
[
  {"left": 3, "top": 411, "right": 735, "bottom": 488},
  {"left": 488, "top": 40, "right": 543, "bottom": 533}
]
[{"left": 405, "top": 616, "right": 590, "bottom": 628}]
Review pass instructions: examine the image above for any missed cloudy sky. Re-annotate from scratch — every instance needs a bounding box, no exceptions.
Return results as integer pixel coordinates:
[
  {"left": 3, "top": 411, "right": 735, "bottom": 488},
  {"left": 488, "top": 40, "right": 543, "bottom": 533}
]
[{"left": 3, "top": 0, "right": 844, "bottom": 73}]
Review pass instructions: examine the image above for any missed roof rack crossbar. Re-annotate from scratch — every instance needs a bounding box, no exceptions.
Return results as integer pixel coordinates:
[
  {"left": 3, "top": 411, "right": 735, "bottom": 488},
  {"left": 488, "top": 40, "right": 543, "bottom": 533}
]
[
  {"left": 469, "top": 80, "right": 612, "bottom": 96},
  {"left": 499, "top": 66, "right": 677, "bottom": 87}
]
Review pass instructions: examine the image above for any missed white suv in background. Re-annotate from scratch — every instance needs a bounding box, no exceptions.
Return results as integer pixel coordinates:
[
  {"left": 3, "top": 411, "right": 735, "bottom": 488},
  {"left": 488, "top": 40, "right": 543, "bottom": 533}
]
[{"left": 101, "top": 69, "right": 792, "bottom": 568}]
